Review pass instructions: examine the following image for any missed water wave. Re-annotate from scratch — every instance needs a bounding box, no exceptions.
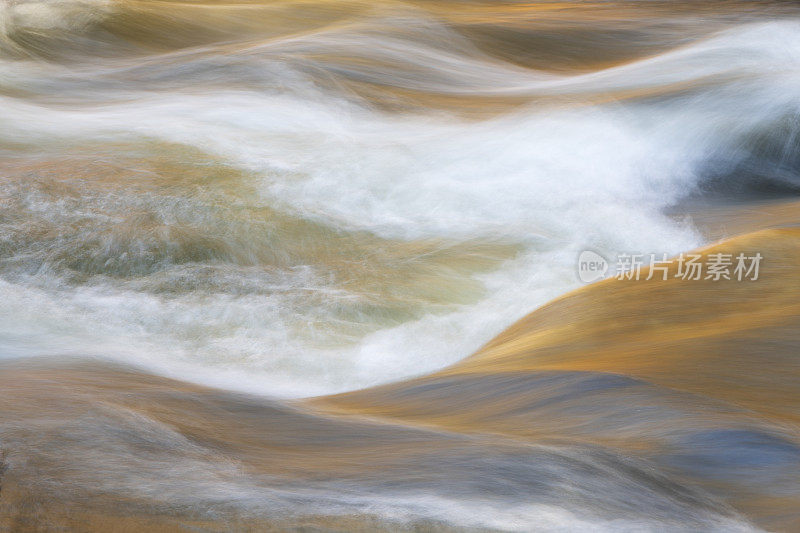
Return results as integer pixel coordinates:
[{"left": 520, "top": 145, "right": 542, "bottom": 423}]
[{"left": 1, "top": 2, "right": 799, "bottom": 397}]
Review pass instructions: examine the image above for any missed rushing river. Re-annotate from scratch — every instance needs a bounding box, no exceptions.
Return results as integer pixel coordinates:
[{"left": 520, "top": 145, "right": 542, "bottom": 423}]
[{"left": 1, "top": 1, "right": 800, "bottom": 531}]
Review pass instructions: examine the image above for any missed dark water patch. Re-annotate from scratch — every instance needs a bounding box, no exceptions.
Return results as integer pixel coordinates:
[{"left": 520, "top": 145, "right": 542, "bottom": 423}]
[
  {"left": 664, "top": 429, "right": 800, "bottom": 495},
  {"left": 694, "top": 111, "right": 800, "bottom": 200}
]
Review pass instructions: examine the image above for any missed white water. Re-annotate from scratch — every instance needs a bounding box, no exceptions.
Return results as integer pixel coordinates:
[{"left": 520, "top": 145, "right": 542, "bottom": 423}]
[{"left": 2, "top": 15, "right": 800, "bottom": 397}]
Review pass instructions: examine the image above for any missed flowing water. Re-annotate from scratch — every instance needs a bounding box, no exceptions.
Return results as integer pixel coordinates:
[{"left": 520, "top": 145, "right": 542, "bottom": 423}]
[{"left": 1, "top": 1, "right": 800, "bottom": 531}]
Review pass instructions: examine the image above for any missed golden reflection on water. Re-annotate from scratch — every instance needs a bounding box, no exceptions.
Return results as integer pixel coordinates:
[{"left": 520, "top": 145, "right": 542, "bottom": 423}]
[{"left": 3, "top": 1, "right": 800, "bottom": 531}]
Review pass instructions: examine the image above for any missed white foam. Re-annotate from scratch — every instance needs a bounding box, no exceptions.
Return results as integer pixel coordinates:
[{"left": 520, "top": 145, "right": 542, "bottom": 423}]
[{"left": 1, "top": 20, "right": 800, "bottom": 396}]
